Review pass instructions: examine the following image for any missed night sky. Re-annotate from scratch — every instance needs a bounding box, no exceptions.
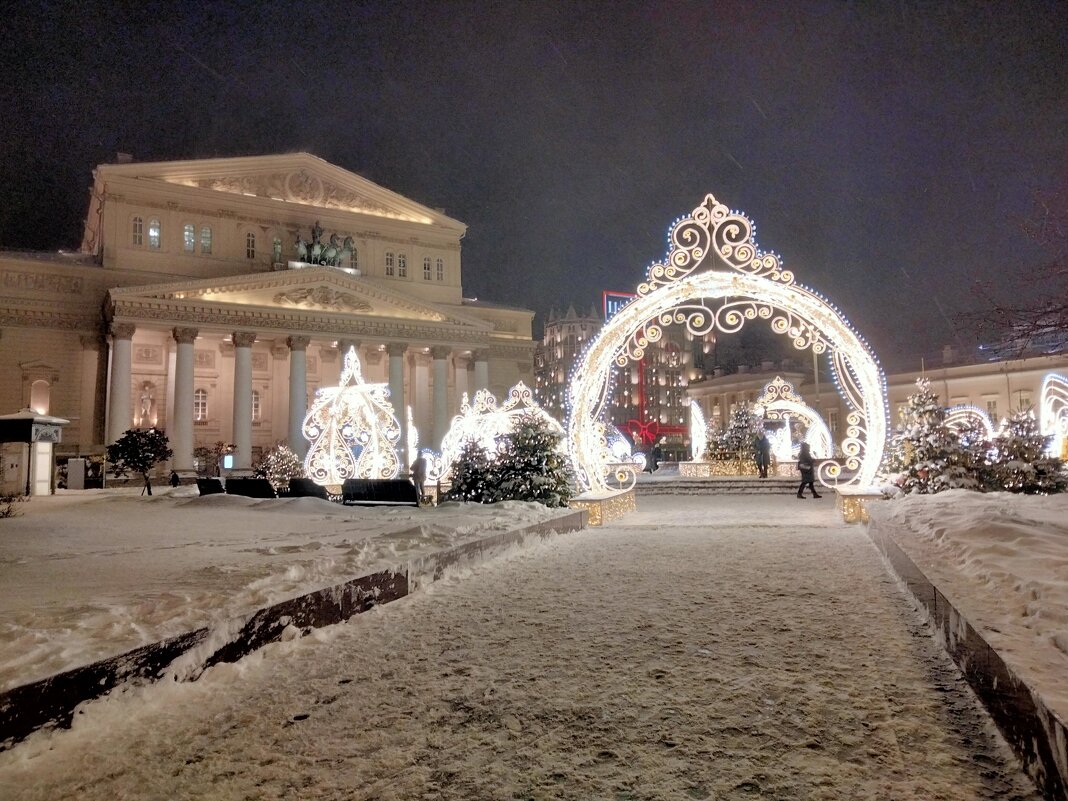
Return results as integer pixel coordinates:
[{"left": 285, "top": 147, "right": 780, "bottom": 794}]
[{"left": 2, "top": 1, "right": 1066, "bottom": 365}]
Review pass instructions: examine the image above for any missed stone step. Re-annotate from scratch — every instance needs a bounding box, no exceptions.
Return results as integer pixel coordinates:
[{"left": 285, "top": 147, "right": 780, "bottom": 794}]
[{"left": 637, "top": 478, "right": 801, "bottom": 495}]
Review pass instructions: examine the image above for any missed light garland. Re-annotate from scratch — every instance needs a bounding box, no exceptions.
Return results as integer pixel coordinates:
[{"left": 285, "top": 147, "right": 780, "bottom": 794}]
[
  {"left": 689, "top": 400, "right": 708, "bottom": 461},
  {"left": 302, "top": 347, "right": 402, "bottom": 485},
  {"left": 754, "top": 376, "right": 834, "bottom": 459},
  {"left": 1039, "top": 373, "right": 1068, "bottom": 458},
  {"left": 566, "top": 193, "right": 887, "bottom": 492},
  {"left": 944, "top": 404, "right": 996, "bottom": 440}
]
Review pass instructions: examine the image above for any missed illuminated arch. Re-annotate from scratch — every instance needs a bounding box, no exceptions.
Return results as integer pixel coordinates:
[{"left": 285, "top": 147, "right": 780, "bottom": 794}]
[
  {"left": 944, "top": 404, "right": 996, "bottom": 440},
  {"left": 754, "top": 376, "right": 833, "bottom": 459},
  {"left": 567, "top": 193, "right": 888, "bottom": 493},
  {"left": 1039, "top": 373, "right": 1068, "bottom": 457}
]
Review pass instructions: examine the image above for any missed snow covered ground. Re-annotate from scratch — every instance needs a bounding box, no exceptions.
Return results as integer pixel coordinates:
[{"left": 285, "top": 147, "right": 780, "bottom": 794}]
[
  {"left": 0, "top": 495, "right": 1040, "bottom": 799},
  {"left": 0, "top": 487, "right": 574, "bottom": 691},
  {"left": 868, "top": 490, "right": 1068, "bottom": 719}
]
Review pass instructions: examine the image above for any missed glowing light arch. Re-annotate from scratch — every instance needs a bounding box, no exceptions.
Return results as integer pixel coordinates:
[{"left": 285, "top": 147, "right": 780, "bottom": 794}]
[
  {"left": 944, "top": 404, "right": 996, "bottom": 440},
  {"left": 567, "top": 193, "right": 888, "bottom": 493},
  {"left": 1039, "top": 373, "right": 1068, "bottom": 457},
  {"left": 754, "top": 376, "right": 833, "bottom": 459}
]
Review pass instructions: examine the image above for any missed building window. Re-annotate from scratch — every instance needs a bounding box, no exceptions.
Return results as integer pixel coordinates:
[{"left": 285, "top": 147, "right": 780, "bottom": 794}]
[
  {"left": 385, "top": 251, "right": 395, "bottom": 276},
  {"left": 1015, "top": 390, "right": 1033, "bottom": 411},
  {"left": 132, "top": 217, "right": 143, "bottom": 246},
  {"left": 251, "top": 389, "right": 261, "bottom": 421},
  {"left": 148, "top": 218, "right": 161, "bottom": 249},
  {"left": 423, "top": 256, "right": 432, "bottom": 280},
  {"left": 436, "top": 257, "right": 444, "bottom": 281},
  {"left": 985, "top": 398, "right": 998, "bottom": 420},
  {"left": 183, "top": 224, "right": 195, "bottom": 253},
  {"left": 350, "top": 248, "right": 358, "bottom": 271},
  {"left": 245, "top": 232, "right": 256, "bottom": 259},
  {"left": 826, "top": 408, "right": 839, "bottom": 437},
  {"left": 398, "top": 253, "right": 407, "bottom": 277},
  {"left": 29, "top": 380, "right": 50, "bottom": 415},
  {"left": 272, "top": 237, "right": 282, "bottom": 264},
  {"left": 193, "top": 388, "right": 208, "bottom": 421},
  {"left": 200, "top": 226, "right": 213, "bottom": 254}
]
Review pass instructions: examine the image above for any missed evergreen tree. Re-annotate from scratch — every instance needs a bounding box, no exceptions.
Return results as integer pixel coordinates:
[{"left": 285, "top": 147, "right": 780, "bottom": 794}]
[
  {"left": 106, "top": 428, "right": 173, "bottom": 496},
  {"left": 254, "top": 443, "right": 306, "bottom": 490},
  {"left": 990, "top": 410, "right": 1067, "bottom": 494},
  {"left": 955, "top": 420, "right": 996, "bottom": 491},
  {"left": 490, "top": 414, "right": 575, "bottom": 507},
  {"left": 443, "top": 439, "right": 495, "bottom": 503},
  {"left": 707, "top": 406, "right": 761, "bottom": 460},
  {"left": 886, "top": 379, "right": 976, "bottom": 494}
]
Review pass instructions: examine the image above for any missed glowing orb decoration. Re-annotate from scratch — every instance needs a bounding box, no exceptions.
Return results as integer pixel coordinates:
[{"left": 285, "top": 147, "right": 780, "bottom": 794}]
[
  {"left": 302, "top": 347, "right": 402, "bottom": 485},
  {"left": 944, "top": 404, "right": 996, "bottom": 440},
  {"left": 689, "top": 401, "right": 708, "bottom": 461},
  {"left": 1040, "top": 373, "right": 1068, "bottom": 458},
  {"left": 427, "top": 381, "right": 564, "bottom": 483},
  {"left": 606, "top": 423, "right": 646, "bottom": 472},
  {"left": 566, "top": 193, "right": 887, "bottom": 492},
  {"left": 754, "top": 376, "right": 833, "bottom": 458}
]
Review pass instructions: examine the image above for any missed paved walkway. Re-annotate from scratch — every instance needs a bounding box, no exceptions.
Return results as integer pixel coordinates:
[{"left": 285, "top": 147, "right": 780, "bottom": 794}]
[{"left": 0, "top": 497, "right": 1039, "bottom": 800}]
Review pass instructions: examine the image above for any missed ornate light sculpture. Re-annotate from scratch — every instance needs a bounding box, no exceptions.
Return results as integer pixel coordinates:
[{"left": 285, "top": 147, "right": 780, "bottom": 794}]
[
  {"left": 689, "top": 400, "right": 708, "bottom": 461},
  {"left": 567, "top": 193, "right": 887, "bottom": 493},
  {"left": 944, "top": 404, "right": 996, "bottom": 440},
  {"left": 1039, "top": 373, "right": 1068, "bottom": 457},
  {"left": 427, "top": 381, "right": 564, "bottom": 482},
  {"left": 753, "top": 376, "right": 833, "bottom": 458},
  {"left": 302, "top": 347, "right": 401, "bottom": 485}
]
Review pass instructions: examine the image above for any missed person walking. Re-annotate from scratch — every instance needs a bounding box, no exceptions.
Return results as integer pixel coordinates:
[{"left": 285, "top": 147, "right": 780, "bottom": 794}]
[
  {"left": 410, "top": 452, "right": 428, "bottom": 501},
  {"left": 796, "top": 442, "right": 821, "bottom": 498},
  {"left": 754, "top": 432, "right": 771, "bottom": 479}
]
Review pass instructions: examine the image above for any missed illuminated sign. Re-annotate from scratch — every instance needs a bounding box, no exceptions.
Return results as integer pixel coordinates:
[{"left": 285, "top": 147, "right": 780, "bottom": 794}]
[{"left": 603, "top": 290, "right": 636, "bottom": 322}]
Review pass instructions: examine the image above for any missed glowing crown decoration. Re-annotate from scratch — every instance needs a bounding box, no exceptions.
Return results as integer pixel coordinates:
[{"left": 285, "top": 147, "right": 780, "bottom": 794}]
[
  {"left": 302, "top": 347, "right": 401, "bottom": 485},
  {"left": 428, "top": 381, "right": 564, "bottom": 483},
  {"left": 753, "top": 376, "right": 833, "bottom": 459},
  {"left": 566, "top": 193, "right": 888, "bottom": 493},
  {"left": 1040, "top": 373, "right": 1068, "bottom": 458}
]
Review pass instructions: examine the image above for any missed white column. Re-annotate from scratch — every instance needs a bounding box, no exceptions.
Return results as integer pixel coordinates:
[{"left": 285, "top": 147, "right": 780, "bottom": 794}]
[
  {"left": 387, "top": 343, "right": 408, "bottom": 465},
  {"left": 431, "top": 346, "right": 450, "bottom": 449},
  {"left": 78, "top": 334, "right": 104, "bottom": 450},
  {"left": 232, "top": 332, "right": 256, "bottom": 470},
  {"left": 287, "top": 336, "right": 310, "bottom": 458},
  {"left": 473, "top": 349, "right": 490, "bottom": 394},
  {"left": 171, "top": 327, "right": 198, "bottom": 472},
  {"left": 454, "top": 355, "right": 470, "bottom": 405},
  {"left": 106, "top": 322, "right": 135, "bottom": 444},
  {"left": 413, "top": 353, "right": 431, "bottom": 450}
]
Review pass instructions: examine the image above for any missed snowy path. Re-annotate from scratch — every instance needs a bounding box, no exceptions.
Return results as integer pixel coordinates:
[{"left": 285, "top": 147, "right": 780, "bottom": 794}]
[{"left": 0, "top": 497, "right": 1038, "bottom": 800}]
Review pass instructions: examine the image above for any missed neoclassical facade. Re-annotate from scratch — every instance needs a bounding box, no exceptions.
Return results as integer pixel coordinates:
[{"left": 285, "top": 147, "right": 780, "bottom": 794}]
[{"left": 0, "top": 153, "right": 535, "bottom": 474}]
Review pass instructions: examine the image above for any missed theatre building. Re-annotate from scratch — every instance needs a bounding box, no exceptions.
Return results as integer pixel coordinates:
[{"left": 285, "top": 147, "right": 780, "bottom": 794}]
[{"left": 0, "top": 153, "right": 535, "bottom": 479}]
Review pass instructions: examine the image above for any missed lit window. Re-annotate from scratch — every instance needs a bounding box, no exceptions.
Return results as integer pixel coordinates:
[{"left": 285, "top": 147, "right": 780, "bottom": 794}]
[
  {"left": 272, "top": 237, "right": 282, "bottom": 264},
  {"left": 148, "top": 219, "right": 161, "bottom": 249},
  {"left": 200, "top": 226, "right": 213, "bottom": 254},
  {"left": 436, "top": 258, "right": 444, "bottom": 281},
  {"left": 350, "top": 248, "right": 358, "bottom": 270},
  {"left": 986, "top": 399, "right": 998, "bottom": 419},
  {"left": 423, "top": 256, "right": 432, "bottom": 280},
  {"left": 398, "top": 254, "right": 407, "bottom": 277},
  {"left": 194, "top": 389, "right": 208, "bottom": 421},
  {"left": 385, "top": 251, "right": 395, "bottom": 276},
  {"left": 246, "top": 232, "right": 256, "bottom": 259},
  {"left": 183, "top": 224, "right": 195, "bottom": 253},
  {"left": 132, "top": 217, "right": 144, "bottom": 246},
  {"left": 251, "top": 389, "right": 261, "bottom": 421}
]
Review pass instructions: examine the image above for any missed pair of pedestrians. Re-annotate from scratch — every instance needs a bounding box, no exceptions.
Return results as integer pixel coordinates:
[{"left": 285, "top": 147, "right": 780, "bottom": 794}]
[{"left": 753, "top": 433, "right": 819, "bottom": 497}]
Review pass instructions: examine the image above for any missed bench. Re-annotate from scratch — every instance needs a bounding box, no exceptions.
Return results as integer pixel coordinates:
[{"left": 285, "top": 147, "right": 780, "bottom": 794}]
[
  {"left": 196, "top": 477, "right": 225, "bottom": 496},
  {"left": 288, "top": 478, "right": 332, "bottom": 501},
  {"left": 224, "top": 477, "right": 278, "bottom": 499},
  {"left": 341, "top": 478, "right": 419, "bottom": 506}
]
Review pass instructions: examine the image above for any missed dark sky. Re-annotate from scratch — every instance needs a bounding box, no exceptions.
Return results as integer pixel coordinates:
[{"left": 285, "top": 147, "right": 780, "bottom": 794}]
[{"left": 2, "top": 1, "right": 1066, "bottom": 364}]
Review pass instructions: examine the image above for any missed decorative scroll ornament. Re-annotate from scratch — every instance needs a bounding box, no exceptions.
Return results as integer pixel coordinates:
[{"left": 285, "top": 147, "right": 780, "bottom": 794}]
[
  {"left": 753, "top": 376, "right": 833, "bottom": 460},
  {"left": 426, "top": 381, "right": 564, "bottom": 483},
  {"left": 757, "top": 375, "right": 806, "bottom": 406},
  {"left": 273, "top": 285, "right": 371, "bottom": 312},
  {"left": 302, "top": 347, "right": 401, "bottom": 485},
  {"left": 1039, "top": 373, "right": 1068, "bottom": 457}
]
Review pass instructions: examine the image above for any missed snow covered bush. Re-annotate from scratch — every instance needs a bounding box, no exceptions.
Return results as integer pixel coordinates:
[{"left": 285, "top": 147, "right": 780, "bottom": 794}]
[
  {"left": 106, "top": 428, "right": 173, "bottom": 496},
  {"left": 253, "top": 443, "right": 306, "bottom": 490},
  {"left": 443, "top": 440, "right": 495, "bottom": 503},
  {"left": 990, "top": 410, "right": 1067, "bottom": 494},
  {"left": 0, "top": 493, "right": 25, "bottom": 519},
  {"left": 488, "top": 413, "right": 575, "bottom": 507},
  {"left": 193, "top": 441, "right": 234, "bottom": 477}
]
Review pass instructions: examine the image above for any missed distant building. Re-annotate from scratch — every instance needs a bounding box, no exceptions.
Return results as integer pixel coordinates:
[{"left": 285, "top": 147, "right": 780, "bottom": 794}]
[{"left": 0, "top": 153, "right": 535, "bottom": 478}]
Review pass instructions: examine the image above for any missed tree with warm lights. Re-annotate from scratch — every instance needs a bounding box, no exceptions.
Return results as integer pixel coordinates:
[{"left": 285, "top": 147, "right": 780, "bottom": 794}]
[
  {"left": 254, "top": 443, "right": 306, "bottom": 491},
  {"left": 990, "top": 410, "right": 1067, "bottom": 494},
  {"left": 490, "top": 413, "right": 575, "bottom": 507},
  {"left": 106, "top": 428, "right": 173, "bottom": 496},
  {"left": 707, "top": 406, "right": 761, "bottom": 461},
  {"left": 443, "top": 440, "right": 495, "bottom": 503},
  {"left": 887, "top": 379, "right": 977, "bottom": 494}
]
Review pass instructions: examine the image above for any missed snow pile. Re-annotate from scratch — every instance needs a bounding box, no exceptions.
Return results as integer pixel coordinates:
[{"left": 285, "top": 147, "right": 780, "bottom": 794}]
[
  {"left": 0, "top": 488, "right": 573, "bottom": 691},
  {"left": 868, "top": 490, "right": 1068, "bottom": 714}
]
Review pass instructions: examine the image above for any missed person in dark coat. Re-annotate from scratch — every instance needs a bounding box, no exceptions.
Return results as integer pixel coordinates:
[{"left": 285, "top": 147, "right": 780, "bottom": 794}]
[
  {"left": 754, "top": 432, "right": 772, "bottom": 479},
  {"left": 796, "top": 442, "right": 821, "bottom": 498},
  {"left": 410, "top": 453, "right": 428, "bottom": 500}
]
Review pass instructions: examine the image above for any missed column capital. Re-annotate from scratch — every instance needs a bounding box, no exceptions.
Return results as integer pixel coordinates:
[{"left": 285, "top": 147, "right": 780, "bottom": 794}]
[
  {"left": 232, "top": 331, "right": 257, "bottom": 348},
  {"left": 286, "top": 335, "right": 311, "bottom": 352},
  {"left": 110, "top": 322, "right": 136, "bottom": 340},
  {"left": 172, "top": 327, "right": 199, "bottom": 345},
  {"left": 79, "top": 333, "right": 105, "bottom": 350},
  {"left": 472, "top": 348, "right": 490, "bottom": 362},
  {"left": 430, "top": 345, "right": 451, "bottom": 360},
  {"left": 386, "top": 342, "right": 408, "bottom": 357}
]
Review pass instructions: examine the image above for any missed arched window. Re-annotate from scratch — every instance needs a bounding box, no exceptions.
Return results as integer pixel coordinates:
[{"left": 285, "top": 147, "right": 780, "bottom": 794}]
[
  {"left": 193, "top": 388, "right": 208, "bottom": 421},
  {"left": 397, "top": 253, "right": 407, "bottom": 278},
  {"left": 29, "top": 380, "right": 50, "bottom": 415},
  {"left": 148, "top": 219, "right": 161, "bottom": 249},
  {"left": 183, "top": 224, "right": 195, "bottom": 253},
  {"left": 272, "top": 237, "right": 282, "bottom": 264},
  {"left": 385, "top": 251, "right": 395, "bottom": 276},
  {"left": 200, "top": 226, "right": 213, "bottom": 254},
  {"left": 251, "top": 389, "right": 261, "bottom": 421},
  {"left": 245, "top": 232, "right": 256, "bottom": 259},
  {"left": 423, "top": 256, "right": 432, "bottom": 280},
  {"left": 131, "top": 217, "right": 144, "bottom": 246},
  {"left": 349, "top": 248, "right": 358, "bottom": 271},
  {"left": 436, "top": 257, "right": 444, "bottom": 281}
]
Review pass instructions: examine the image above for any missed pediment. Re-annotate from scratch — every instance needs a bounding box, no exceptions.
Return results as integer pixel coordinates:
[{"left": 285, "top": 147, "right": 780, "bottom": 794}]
[
  {"left": 105, "top": 153, "right": 464, "bottom": 230},
  {"left": 108, "top": 268, "right": 492, "bottom": 330}
]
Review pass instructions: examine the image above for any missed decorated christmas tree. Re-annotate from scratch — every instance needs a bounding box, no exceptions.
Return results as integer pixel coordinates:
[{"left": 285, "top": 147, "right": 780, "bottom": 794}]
[
  {"left": 706, "top": 406, "right": 761, "bottom": 460},
  {"left": 490, "top": 413, "right": 575, "bottom": 507},
  {"left": 954, "top": 419, "right": 996, "bottom": 491},
  {"left": 254, "top": 443, "right": 306, "bottom": 490},
  {"left": 443, "top": 440, "right": 495, "bottom": 503},
  {"left": 990, "top": 410, "right": 1067, "bottom": 494},
  {"left": 886, "top": 378, "right": 977, "bottom": 494}
]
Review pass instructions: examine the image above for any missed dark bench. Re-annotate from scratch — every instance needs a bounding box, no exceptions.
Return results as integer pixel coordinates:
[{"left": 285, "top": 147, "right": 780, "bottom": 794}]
[
  {"left": 288, "top": 478, "right": 332, "bottom": 501},
  {"left": 224, "top": 477, "right": 277, "bottom": 499},
  {"left": 341, "top": 478, "right": 419, "bottom": 506},
  {"left": 196, "top": 477, "right": 225, "bottom": 496}
]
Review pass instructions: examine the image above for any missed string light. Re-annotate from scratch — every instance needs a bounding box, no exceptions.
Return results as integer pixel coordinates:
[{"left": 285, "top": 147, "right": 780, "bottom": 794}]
[{"left": 1039, "top": 373, "right": 1068, "bottom": 457}]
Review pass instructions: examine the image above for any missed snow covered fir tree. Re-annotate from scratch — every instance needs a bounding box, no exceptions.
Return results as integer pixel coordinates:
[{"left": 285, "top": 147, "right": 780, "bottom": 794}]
[
  {"left": 707, "top": 406, "right": 762, "bottom": 461},
  {"left": 253, "top": 444, "right": 306, "bottom": 491},
  {"left": 489, "top": 413, "right": 575, "bottom": 507},
  {"left": 442, "top": 440, "right": 495, "bottom": 503},
  {"left": 990, "top": 409, "right": 1067, "bottom": 494}
]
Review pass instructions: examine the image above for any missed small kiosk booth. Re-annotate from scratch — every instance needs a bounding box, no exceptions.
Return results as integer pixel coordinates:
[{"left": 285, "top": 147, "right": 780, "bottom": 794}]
[{"left": 0, "top": 409, "right": 69, "bottom": 496}]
